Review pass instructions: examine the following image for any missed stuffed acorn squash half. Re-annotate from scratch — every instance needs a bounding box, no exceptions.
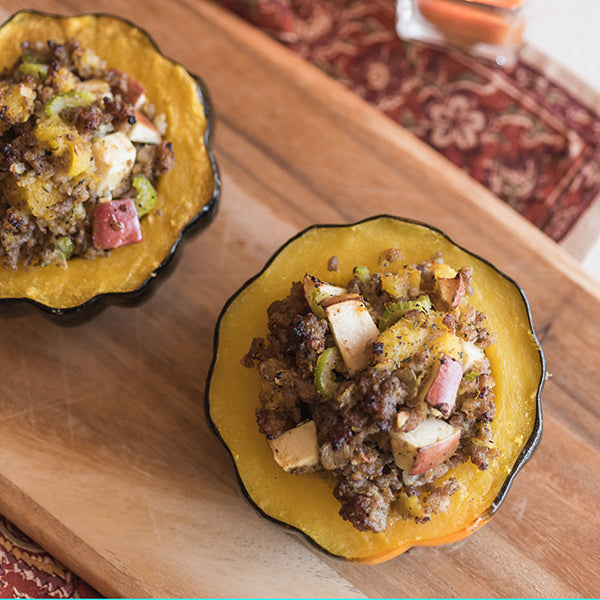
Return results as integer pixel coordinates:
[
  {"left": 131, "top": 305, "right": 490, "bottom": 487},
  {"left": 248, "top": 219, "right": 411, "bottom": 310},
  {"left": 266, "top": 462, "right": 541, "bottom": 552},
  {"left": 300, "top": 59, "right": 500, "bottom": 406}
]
[
  {"left": 206, "top": 215, "right": 544, "bottom": 564},
  {"left": 0, "top": 11, "right": 220, "bottom": 320}
]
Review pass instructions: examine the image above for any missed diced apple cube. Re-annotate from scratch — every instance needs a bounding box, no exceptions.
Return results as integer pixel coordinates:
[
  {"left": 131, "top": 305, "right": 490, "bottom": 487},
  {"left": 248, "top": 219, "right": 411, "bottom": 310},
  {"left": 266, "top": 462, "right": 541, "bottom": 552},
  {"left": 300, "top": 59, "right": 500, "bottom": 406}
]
[
  {"left": 322, "top": 293, "right": 379, "bottom": 375},
  {"left": 303, "top": 274, "right": 346, "bottom": 318},
  {"left": 111, "top": 69, "right": 147, "bottom": 109},
  {"left": 395, "top": 410, "right": 410, "bottom": 430},
  {"left": 460, "top": 340, "right": 486, "bottom": 373},
  {"left": 423, "top": 354, "right": 463, "bottom": 416},
  {"left": 390, "top": 417, "right": 461, "bottom": 475},
  {"left": 127, "top": 111, "right": 162, "bottom": 144},
  {"left": 92, "top": 131, "right": 136, "bottom": 195},
  {"left": 438, "top": 272, "right": 465, "bottom": 309},
  {"left": 267, "top": 420, "right": 320, "bottom": 473},
  {"left": 75, "top": 79, "right": 113, "bottom": 100},
  {"left": 93, "top": 198, "right": 142, "bottom": 250}
]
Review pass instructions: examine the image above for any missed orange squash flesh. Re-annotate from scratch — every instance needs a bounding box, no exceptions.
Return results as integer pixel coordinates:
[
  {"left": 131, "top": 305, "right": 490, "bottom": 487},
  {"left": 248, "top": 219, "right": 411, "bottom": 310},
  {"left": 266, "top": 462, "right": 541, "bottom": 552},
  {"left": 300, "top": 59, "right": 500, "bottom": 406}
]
[
  {"left": 0, "top": 11, "right": 218, "bottom": 314},
  {"left": 207, "top": 216, "right": 544, "bottom": 563}
]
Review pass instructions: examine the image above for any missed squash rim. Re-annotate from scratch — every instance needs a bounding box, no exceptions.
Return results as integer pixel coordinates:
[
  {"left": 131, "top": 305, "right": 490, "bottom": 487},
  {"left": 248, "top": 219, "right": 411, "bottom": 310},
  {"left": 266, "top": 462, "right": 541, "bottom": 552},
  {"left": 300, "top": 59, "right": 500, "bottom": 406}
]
[
  {"left": 0, "top": 10, "right": 221, "bottom": 323},
  {"left": 205, "top": 214, "right": 545, "bottom": 563}
]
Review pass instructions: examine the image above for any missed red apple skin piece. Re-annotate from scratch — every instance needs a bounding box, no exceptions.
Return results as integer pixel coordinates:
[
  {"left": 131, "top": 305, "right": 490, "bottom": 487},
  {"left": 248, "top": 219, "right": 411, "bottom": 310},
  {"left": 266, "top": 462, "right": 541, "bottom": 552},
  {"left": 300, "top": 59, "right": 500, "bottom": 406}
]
[
  {"left": 111, "top": 68, "right": 146, "bottom": 108},
  {"left": 438, "top": 272, "right": 465, "bottom": 309},
  {"left": 390, "top": 417, "right": 462, "bottom": 475},
  {"left": 93, "top": 198, "right": 143, "bottom": 250},
  {"left": 128, "top": 110, "right": 162, "bottom": 144},
  {"left": 424, "top": 355, "right": 463, "bottom": 417},
  {"left": 409, "top": 428, "right": 461, "bottom": 475}
]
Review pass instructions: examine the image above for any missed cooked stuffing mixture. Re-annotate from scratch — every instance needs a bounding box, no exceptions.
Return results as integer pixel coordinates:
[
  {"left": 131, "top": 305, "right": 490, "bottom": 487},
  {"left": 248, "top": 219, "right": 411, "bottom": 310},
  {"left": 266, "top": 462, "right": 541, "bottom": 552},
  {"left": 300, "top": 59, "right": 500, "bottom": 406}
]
[
  {"left": 0, "top": 38, "right": 175, "bottom": 270},
  {"left": 243, "top": 250, "right": 499, "bottom": 534}
]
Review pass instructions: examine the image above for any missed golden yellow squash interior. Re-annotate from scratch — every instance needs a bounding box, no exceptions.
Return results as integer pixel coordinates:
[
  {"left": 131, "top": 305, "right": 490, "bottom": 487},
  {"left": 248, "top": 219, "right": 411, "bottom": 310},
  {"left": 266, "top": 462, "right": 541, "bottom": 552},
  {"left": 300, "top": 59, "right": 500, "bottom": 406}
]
[
  {"left": 208, "top": 217, "right": 544, "bottom": 563},
  {"left": 0, "top": 12, "right": 216, "bottom": 308}
]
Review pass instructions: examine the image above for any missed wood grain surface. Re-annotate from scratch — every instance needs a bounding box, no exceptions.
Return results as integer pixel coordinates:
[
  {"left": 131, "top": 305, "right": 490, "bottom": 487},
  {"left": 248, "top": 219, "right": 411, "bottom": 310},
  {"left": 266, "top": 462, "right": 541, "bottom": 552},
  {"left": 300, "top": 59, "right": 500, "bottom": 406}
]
[{"left": 0, "top": 0, "right": 598, "bottom": 597}]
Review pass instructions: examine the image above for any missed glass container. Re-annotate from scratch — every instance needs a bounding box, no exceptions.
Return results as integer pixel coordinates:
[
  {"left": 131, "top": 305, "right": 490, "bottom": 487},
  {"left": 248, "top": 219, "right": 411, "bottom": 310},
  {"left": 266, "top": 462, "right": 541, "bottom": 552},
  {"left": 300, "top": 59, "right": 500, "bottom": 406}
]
[{"left": 396, "top": 0, "right": 531, "bottom": 67}]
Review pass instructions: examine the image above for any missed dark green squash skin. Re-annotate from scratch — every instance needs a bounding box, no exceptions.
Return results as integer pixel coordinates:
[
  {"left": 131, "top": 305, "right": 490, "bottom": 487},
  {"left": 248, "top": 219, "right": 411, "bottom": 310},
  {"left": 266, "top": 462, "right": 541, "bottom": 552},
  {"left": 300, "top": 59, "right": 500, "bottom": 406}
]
[
  {"left": 0, "top": 11, "right": 221, "bottom": 325},
  {"left": 205, "top": 215, "right": 545, "bottom": 562}
]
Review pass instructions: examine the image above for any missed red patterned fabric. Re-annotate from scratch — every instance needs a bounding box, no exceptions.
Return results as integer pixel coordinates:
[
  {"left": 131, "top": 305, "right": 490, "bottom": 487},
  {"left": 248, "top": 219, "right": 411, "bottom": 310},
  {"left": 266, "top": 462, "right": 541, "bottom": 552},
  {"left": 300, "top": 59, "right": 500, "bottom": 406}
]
[
  {"left": 220, "top": 0, "right": 600, "bottom": 241},
  {"left": 0, "top": 516, "right": 100, "bottom": 598},
  {"left": 2, "top": 2, "right": 600, "bottom": 597}
]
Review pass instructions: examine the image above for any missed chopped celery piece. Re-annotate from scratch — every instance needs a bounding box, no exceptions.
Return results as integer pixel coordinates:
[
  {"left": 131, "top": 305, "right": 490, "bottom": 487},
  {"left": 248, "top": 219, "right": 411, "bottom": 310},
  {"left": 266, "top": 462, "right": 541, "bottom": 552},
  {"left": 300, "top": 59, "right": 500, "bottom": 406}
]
[
  {"left": 132, "top": 174, "right": 157, "bottom": 217},
  {"left": 21, "top": 52, "right": 40, "bottom": 64},
  {"left": 18, "top": 62, "right": 48, "bottom": 79},
  {"left": 378, "top": 294, "right": 431, "bottom": 331},
  {"left": 314, "top": 347, "right": 343, "bottom": 400},
  {"left": 310, "top": 289, "right": 327, "bottom": 320},
  {"left": 353, "top": 265, "right": 370, "bottom": 282},
  {"left": 45, "top": 90, "right": 95, "bottom": 117},
  {"left": 55, "top": 236, "right": 74, "bottom": 259},
  {"left": 463, "top": 371, "right": 480, "bottom": 382}
]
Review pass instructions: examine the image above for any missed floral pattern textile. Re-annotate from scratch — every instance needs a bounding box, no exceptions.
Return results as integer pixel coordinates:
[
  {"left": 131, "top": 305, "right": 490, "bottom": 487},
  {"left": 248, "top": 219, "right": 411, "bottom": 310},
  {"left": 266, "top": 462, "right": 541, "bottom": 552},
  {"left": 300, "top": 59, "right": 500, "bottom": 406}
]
[
  {"left": 219, "top": 0, "right": 600, "bottom": 241},
  {"left": 0, "top": 516, "right": 100, "bottom": 598}
]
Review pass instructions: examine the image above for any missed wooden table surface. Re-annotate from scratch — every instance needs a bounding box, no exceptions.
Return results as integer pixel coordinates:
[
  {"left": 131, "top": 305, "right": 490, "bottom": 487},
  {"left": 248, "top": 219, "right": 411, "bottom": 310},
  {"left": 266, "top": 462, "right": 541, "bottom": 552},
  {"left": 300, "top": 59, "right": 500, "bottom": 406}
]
[{"left": 0, "top": 0, "right": 598, "bottom": 597}]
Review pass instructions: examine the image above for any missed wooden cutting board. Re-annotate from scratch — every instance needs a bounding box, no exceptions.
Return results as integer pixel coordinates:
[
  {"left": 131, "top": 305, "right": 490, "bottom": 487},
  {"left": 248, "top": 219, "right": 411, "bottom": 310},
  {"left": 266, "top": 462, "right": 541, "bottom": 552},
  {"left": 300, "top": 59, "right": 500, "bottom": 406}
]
[{"left": 0, "top": 0, "right": 598, "bottom": 597}]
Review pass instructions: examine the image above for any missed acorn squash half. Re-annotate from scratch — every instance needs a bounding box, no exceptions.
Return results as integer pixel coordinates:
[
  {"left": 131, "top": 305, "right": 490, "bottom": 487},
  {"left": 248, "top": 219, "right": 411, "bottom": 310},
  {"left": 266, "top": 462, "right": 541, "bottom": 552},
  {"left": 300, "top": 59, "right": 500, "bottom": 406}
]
[
  {"left": 206, "top": 215, "right": 544, "bottom": 563},
  {"left": 0, "top": 11, "right": 220, "bottom": 321}
]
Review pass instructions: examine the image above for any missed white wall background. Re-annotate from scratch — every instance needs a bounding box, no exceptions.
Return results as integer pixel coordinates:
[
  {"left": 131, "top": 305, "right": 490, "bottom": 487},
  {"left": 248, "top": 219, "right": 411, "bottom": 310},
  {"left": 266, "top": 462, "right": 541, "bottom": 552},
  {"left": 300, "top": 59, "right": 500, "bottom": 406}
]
[
  {"left": 525, "top": 0, "right": 600, "bottom": 92},
  {"left": 525, "top": 0, "right": 600, "bottom": 280}
]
